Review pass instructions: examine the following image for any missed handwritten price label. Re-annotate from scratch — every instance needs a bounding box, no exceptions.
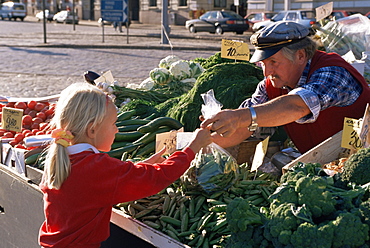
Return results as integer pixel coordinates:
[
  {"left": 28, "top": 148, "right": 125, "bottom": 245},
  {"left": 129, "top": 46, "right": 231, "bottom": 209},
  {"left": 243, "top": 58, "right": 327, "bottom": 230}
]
[
  {"left": 315, "top": 2, "right": 333, "bottom": 21},
  {"left": 341, "top": 117, "right": 363, "bottom": 150},
  {"left": 1, "top": 107, "right": 23, "bottom": 132},
  {"left": 156, "top": 128, "right": 184, "bottom": 155},
  {"left": 221, "top": 39, "right": 250, "bottom": 61},
  {"left": 359, "top": 103, "right": 370, "bottom": 148}
]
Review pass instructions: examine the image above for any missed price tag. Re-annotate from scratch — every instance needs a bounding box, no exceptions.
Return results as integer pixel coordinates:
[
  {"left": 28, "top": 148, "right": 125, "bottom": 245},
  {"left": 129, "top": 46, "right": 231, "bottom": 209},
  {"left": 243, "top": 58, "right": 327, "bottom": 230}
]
[
  {"left": 95, "top": 70, "right": 115, "bottom": 84},
  {"left": 156, "top": 128, "right": 184, "bottom": 155},
  {"left": 221, "top": 39, "right": 250, "bottom": 61},
  {"left": 251, "top": 136, "right": 269, "bottom": 172},
  {"left": 1, "top": 107, "right": 23, "bottom": 132},
  {"left": 359, "top": 103, "right": 370, "bottom": 148},
  {"left": 315, "top": 2, "right": 333, "bottom": 21},
  {"left": 341, "top": 117, "right": 363, "bottom": 150}
]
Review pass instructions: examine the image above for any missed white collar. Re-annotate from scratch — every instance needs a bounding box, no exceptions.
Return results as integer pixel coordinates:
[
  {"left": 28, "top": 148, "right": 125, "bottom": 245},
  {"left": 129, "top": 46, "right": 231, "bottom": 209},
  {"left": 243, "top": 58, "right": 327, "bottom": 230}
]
[{"left": 66, "top": 143, "right": 100, "bottom": 155}]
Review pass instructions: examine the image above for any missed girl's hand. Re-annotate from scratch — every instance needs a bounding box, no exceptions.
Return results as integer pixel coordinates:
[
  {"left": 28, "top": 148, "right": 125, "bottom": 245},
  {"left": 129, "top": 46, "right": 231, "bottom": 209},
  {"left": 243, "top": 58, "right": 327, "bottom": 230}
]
[
  {"left": 187, "top": 128, "right": 212, "bottom": 154},
  {"left": 141, "top": 147, "right": 166, "bottom": 164}
]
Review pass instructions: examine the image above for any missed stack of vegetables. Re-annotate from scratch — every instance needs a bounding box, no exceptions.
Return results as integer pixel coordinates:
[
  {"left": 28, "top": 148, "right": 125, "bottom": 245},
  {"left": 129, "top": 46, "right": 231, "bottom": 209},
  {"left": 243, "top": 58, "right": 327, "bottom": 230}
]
[{"left": 225, "top": 148, "right": 370, "bottom": 248}]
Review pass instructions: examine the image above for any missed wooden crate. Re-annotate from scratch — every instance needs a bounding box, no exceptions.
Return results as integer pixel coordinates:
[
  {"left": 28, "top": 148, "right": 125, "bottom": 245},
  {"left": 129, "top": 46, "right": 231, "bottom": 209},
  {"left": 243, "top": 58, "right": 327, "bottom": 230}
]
[
  {"left": 282, "top": 131, "right": 347, "bottom": 173},
  {"left": 225, "top": 138, "right": 260, "bottom": 165}
]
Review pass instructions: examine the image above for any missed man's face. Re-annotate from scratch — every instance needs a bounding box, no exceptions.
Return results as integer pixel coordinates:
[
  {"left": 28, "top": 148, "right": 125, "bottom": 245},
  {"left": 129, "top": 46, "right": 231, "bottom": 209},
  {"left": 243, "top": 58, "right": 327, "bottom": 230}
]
[{"left": 259, "top": 50, "right": 304, "bottom": 90}]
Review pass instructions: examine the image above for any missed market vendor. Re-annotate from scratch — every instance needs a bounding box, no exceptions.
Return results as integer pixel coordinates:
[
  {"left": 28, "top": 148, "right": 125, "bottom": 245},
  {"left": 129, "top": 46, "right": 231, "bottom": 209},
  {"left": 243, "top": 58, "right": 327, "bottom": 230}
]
[{"left": 201, "top": 21, "right": 370, "bottom": 153}]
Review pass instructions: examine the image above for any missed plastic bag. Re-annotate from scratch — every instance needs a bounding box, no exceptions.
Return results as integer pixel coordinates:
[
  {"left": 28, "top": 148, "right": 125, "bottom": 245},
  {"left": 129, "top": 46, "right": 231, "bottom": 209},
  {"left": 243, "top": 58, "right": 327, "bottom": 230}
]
[{"left": 181, "top": 89, "right": 239, "bottom": 193}]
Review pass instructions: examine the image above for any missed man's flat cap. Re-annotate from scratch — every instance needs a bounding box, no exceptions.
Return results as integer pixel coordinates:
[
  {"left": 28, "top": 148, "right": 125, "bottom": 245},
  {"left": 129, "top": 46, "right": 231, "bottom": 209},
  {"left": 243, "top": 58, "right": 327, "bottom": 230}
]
[{"left": 250, "top": 21, "right": 309, "bottom": 63}]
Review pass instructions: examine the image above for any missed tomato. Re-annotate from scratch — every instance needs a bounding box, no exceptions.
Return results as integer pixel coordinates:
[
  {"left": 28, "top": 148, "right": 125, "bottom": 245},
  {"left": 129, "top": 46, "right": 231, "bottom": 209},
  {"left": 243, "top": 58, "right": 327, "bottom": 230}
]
[
  {"left": 27, "top": 100, "right": 37, "bottom": 110},
  {"left": 28, "top": 110, "right": 37, "bottom": 118},
  {"left": 36, "top": 112, "right": 47, "bottom": 121},
  {"left": 34, "top": 103, "right": 46, "bottom": 112},
  {"left": 25, "top": 132, "right": 34, "bottom": 137},
  {"left": 45, "top": 109, "right": 54, "bottom": 117},
  {"left": 9, "top": 140, "right": 19, "bottom": 146},
  {"left": 22, "top": 129, "right": 32, "bottom": 135},
  {"left": 14, "top": 133, "right": 25, "bottom": 142},
  {"left": 15, "top": 144, "right": 26, "bottom": 149},
  {"left": 14, "top": 102, "right": 27, "bottom": 110},
  {"left": 39, "top": 122, "right": 49, "bottom": 131},
  {"left": 22, "top": 115, "right": 33, "bottom": 125},
  {"left": 36, "top": 131, "right": 45, "bottom": 135},
  {"left": 5, "top": 102, "right": 15, "bottom": 108},
  {"left": 3, "top": 132, "right": 14, "bottom": 138},
  {"left": 31, "top": 123, "right": 40, "bottom": 130},
  {"left": 23, "top": 108, "right": 31, "bottom": 115},
  {"left": 0, "top": 131, "right": 5, "bottom": 136},
  {"left": 32, "top": 117, "right": 44, "bottom": 124}
]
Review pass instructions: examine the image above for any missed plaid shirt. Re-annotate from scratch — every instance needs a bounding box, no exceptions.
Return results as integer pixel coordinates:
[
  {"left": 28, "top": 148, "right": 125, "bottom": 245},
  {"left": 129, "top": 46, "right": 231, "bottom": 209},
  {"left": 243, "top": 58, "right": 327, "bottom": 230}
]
[{"left": 240, "top": 59, "right": 362, "bottom": 124}]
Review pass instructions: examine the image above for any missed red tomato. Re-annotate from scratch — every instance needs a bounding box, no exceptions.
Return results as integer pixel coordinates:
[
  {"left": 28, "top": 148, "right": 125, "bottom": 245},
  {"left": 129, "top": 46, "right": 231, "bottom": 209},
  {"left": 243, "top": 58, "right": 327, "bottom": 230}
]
[
  {"left": 9, "top": 140, "right": 18, "bottom": 146},
  {"left": 34, "top": 103, "right": 46, "bottom": 112},
  {"left": 22, "top": 129, "right": 32, "bottom": 135},
  {"left": 3, "top": 132, "right": 14, "bottom": 138},
  {"left": 36, "top": 112, "right": 46, "bottom": 121},
  {"left": 14, "top": 102, "right": 27, "bottom": 110},
  {"left": 22, "top": 115, "right": 33, "bottom": 125},
  {"left": 14, "top": 133, "right": 25, "bottom": 142},
  {"left": 32, "top": 117, "right": 44, "bottom": 124},
  {"left": 36, "top": 131, "right": 45, "bottom": 135},
  {"left": 22, "top": 124, "right": 31, "bottom": 130},
  {"left": 23, "top": 108, "right": 31, "bottom": 115},
  {"left": 39, "top": 122, "right": 49, "bottom": 131},
  {"left": 25, "top": 132, "right": 34, "bottom": 137},
  {"left": 28, "top": 110, "right": 37, "bottom": 118},
  {"left": 0, "top": 131, "right": 5, "bottom": 136},
  {"left": 5, "top": 102, "right": 15, "bottom": 108},
  {"left": 45, "top": 109, "right": 54, "bottom": 117},
  {"left": 15, "top": 144, "right": 26, "bottom": 149},
  {"left": 31, "top": 123, "right": 40, "bottom": 130},
  {"left": 27, "top": 100, "right": 37, "bottom": 110}
]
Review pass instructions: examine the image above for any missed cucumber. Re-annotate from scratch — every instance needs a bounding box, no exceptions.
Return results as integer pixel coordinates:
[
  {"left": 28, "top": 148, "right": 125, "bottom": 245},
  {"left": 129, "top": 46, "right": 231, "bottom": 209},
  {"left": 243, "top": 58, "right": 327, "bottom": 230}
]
[
  {"left": 117, "top": 109, "right": 136, "bottom": 121},
  {"left": 133, "top": 126, "right": 171, "bottom": 146},
  {"left": 117, "top": 125, "right": 141, "bottom": 132},
  {"left": 25, "top": 153, "right": 41, "bottom": 165},
  {"left": 114, "top": 131, "right": 144, "bottom": 142},
  {"left": 111, "top": 141, "right": 131, "bottom": 150},
  {"left": 106, "top": 143, "right": 142, "bottom": 158},
  {"left": 115, "top": 119, "right": 151, "bottom": 127},
  {"left": 137, "top": 117, "right": 183, "bottom": 133},
  {"left": 136, "top": 141, "right": 156, "bottom": 157}
]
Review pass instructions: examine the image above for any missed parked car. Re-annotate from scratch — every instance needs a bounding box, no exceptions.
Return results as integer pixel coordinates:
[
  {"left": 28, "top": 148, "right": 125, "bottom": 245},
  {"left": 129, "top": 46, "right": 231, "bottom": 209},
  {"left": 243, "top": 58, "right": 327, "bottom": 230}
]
[
  {"left": 53, "top": 10, "right": 79, "bottom": 24},
  {"left": 35, "top": 10, "right": 54, "bottom": 22},
  {"left": 252, "top": 10, "right": 317, "bottom": 34},
  {"left": 0, "top": 2, "right": 26, "bottom": 21},
  {"left": 185, "top": 10, "right": 249, "bottom": 35},
  {"left": 244, "top": 12, "right": 276, "bottom": 31},
  {"left": 97, "top": 18, "right": 131, "bottom": 28}
]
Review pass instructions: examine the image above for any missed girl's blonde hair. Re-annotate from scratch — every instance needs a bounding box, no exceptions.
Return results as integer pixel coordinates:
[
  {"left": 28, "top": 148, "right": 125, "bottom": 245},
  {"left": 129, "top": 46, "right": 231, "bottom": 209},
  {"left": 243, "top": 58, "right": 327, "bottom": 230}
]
[{"left": 43, "top": 83, "right": 108, "bottom": 189}]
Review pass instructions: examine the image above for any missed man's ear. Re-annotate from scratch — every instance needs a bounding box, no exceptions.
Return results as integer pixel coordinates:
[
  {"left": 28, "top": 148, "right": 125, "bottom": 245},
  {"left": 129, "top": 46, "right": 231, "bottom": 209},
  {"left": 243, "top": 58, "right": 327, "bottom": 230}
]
[
  {"left": 86, "top": 122, "right": 96, "bottom": 139},
  {"left": 296, "top": 49, "right": 307, "bottom": 64}
]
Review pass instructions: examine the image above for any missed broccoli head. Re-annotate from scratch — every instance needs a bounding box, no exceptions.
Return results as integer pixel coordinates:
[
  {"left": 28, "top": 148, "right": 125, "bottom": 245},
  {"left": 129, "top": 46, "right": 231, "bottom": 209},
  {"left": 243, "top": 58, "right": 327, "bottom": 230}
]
[
  {"left": 295, "top": 176, "right": 336, "bottom": 218},
  {"left": 290, "top": 222, "right": 333, "bottom": 248},
  {"left": 340, "top": 147, "right": 370, "bottom": 186},
  {"left": 226, "top": 197, "right": 265, "bottom": 233}
]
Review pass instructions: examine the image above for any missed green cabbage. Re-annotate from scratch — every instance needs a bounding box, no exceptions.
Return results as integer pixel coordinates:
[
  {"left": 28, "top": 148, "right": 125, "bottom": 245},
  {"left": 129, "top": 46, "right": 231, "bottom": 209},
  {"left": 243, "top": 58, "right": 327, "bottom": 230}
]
[{"left": 149, "top": 68, "right": 172, "bottom": 85}]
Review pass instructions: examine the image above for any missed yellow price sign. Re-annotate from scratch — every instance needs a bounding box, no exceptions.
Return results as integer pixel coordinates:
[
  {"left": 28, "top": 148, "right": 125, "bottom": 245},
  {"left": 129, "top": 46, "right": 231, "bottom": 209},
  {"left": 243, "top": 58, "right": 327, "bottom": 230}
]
[
  {"left": 221, "top": 39, "right": 250, "bottom": 61},
  {"left": 1, "top": 107, "right": 23, "bottom": 133},
  {"left": 341, "top": 117, "right": 363, "bottom": 150}
]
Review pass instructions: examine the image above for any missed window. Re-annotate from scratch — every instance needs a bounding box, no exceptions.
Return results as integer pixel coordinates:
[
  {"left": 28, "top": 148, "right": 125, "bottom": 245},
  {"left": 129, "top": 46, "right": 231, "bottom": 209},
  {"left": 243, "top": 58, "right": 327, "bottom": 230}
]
[
  {"left": 214, "top": 0, "right": 226, "bottom": 8},
  {"left": 149, "top": 0, "right": 156, "bottom": 7},
  {"left": 178, "top": 0, "right": 186, "bottom": 7}
]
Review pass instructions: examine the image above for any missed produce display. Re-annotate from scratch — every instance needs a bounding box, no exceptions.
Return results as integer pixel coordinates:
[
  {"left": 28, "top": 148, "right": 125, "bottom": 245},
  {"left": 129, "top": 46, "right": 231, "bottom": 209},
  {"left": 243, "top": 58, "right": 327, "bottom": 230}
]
[{"left": 0, "top": 100, "right": 55, "bottom": 149}]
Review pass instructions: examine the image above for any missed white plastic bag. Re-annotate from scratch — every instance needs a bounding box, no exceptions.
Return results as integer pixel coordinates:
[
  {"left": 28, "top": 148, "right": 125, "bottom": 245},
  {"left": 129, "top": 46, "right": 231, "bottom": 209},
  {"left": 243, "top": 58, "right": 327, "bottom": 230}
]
[{"left": 181, "top": 89, "right": 239, "bottom": 193}]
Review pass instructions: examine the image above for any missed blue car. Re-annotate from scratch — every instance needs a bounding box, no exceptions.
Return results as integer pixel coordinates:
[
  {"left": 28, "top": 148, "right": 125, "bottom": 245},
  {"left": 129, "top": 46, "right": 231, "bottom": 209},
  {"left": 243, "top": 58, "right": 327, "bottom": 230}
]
[{"left": 185, "top": 10, "right": 249, "bottom": 35}]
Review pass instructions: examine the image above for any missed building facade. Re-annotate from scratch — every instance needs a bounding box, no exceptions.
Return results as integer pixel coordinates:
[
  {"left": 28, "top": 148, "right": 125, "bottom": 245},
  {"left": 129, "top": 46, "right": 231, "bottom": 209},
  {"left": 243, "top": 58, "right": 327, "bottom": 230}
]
[{"left": 20, "top": 0, "right": 370, "bottom": 25}]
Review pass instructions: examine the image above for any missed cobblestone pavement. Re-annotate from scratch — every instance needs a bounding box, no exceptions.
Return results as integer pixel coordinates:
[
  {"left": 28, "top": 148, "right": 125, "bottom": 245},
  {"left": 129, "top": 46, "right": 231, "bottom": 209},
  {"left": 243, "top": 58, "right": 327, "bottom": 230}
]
[{"left": 0, "top": 16, "right": 253, "bottom": 99}]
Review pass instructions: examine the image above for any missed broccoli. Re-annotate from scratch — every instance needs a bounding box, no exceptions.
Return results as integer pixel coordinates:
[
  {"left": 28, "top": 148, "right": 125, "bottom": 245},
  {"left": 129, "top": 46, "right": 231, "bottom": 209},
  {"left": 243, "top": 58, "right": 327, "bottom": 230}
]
[
  {"left": 226, "top": 197, "right": 265, "bottom": 232},
  {"left": 340, "top": 147, "right": 370, "bottom": 186},
  {"left": 290, "top": 222, "right": 333, "bottom": 248}
]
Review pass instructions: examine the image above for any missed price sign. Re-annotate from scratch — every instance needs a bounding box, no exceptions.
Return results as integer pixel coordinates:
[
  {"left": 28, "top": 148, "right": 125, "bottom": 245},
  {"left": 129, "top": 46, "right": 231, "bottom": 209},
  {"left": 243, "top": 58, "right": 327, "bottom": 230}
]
[
  {"left": 251, "top": 136, "right": 269, "bottom": 172},
  {"left": 156, "top": 128, "right": 184, "bottom": 155},
  {"left": 221, "top": 39, "right": 250, "bottom": 61},
  {"left": 359, "top": 104, "right": 370, "bottom": 148},
  {"left": 315, "top": 2, "right": 333, "bottom": 21},
  {"left": 341, "top": 117, "right": 363, "bottom": 150},
  {"left": 1, "top": 107, "right": 23, "bottom": 132}
]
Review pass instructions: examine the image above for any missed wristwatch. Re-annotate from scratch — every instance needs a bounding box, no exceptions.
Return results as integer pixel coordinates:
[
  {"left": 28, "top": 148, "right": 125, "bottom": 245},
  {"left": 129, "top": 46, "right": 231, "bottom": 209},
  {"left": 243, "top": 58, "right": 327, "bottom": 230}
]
[{"left": 248, "top": 106, "right": 258, "bottom": 132}]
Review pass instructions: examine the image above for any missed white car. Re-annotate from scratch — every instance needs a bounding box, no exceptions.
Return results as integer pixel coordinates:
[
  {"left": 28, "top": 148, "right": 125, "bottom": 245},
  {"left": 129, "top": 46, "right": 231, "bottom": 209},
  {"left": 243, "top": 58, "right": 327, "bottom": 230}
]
[
  {"left": 0, "top": 2, "right": 27, "bottom": 21},
  {"left": 35, "top": 10, "right": 54, "bottom": 22},
  {"left": 53, "top": 10, "right": 79, "bottom": 24}
]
